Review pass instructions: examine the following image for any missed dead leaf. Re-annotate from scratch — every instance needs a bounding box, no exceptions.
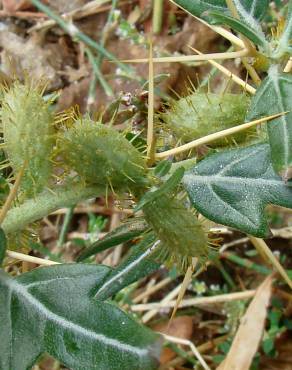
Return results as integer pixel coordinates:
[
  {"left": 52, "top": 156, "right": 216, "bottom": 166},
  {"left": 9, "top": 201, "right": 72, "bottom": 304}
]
[
  {"left": 2, "top": 0, "right": 31, "bottom": 12},
  {"left": 153, "top": 316, "right": 193, "bottom": 364},
  {"left": 217, "top": 275, "right": 274, "bottom": 370},
  {"left": 0, "top": 30, "right": 62, "bottom": 90}
]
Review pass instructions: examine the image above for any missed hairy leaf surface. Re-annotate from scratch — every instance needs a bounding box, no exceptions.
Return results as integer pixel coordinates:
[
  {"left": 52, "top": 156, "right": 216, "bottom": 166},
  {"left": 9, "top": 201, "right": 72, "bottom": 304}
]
[
  {"left": 183, "top": 144, "right": 292, "bottom": 237},
  {"left": 95, "top": 234, "right": 160, "bottom": 301},
  {"left": 273, "top": 1, "right": 292, "bottom": 58},
  {"left": 0, "top": 264, "right": 161, "bottom": 370},
  {"left": 77, "top": 219, "right": 148, "bottom": 262},
  {"left": 246, "top": 66, "right": 292, "bottom": 180}
]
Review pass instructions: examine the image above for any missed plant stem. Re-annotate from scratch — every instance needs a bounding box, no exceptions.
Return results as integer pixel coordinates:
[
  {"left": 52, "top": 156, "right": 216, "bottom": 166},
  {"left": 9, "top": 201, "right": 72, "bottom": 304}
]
[
  {"left": 222, "top": 251, "right": 271, "bottom": 275},
  {"left": 0, "top": 164, "right": 26, "bottom": 225},
  {"left": 122, "top": 48, "right": 249, "bottom": 63},
  {"left": 2, "top": 184, "right": 104, "bottom": 234},
  {"left": 153, "top": 0, "right": 164, "bottom": 34},
  {"left": 85, "top": 47, "right": 113, "bottom": 97},
  {"left": 30, "top": 0, "right": 131, "bottom": 74},
  {"left": 57, "top": 205, "right": 75, "bottom": 248},
  {"left": 155, "top": 111, "right": 286, "bottom": 159}
]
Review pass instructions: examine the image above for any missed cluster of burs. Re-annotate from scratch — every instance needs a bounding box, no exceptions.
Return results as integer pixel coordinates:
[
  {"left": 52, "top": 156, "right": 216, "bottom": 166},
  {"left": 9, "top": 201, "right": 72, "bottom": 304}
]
[{"left": 1, "top": 81, "right": 253, "bottom": 270}]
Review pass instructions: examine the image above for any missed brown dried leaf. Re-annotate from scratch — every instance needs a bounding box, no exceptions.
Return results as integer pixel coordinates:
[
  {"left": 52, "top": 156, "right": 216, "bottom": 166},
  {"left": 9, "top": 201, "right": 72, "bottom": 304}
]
[
  {"left": 153, "top": 316, "right": 193, "bottom": 364},
  {"left": 217, "top": 275, "right": 273, "bottom": 370},
  {"left": 2, "top": 0, "right": 31, "bottom": 12},
  {"left": 0, "top": 30, "right": 62, "bottom": 90}
]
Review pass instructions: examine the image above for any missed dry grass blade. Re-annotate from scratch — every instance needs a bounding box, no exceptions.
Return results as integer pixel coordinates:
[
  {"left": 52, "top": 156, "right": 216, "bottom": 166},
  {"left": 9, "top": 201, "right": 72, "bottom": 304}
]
[
  {"left": 146, "top": 37, "right": 155, "bottom": 163},
  {"left": 121, "top": 49, "right": 249, "bottom": 63},
  {"left": 168, "top": 258, "right": 197, "bottom": 325},
  {"left": 162, "top": 334, "right": 211, "bottom": 370},
  {"left": 188, "top": 46, "right": 256, "bottom": 95},
  {"left": 6, "top": 250, "right": 60, "bottom": 266},
  {"left": 217, "top": 275, "right": 274, "bottom": 370}
]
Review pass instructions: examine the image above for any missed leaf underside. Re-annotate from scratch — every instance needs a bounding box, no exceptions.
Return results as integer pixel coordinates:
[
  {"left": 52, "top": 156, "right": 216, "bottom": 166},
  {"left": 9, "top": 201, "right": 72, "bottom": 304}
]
[
  {"left": 246, "top": 66, "right": 292, "bottom": 180},
  {"left": 183, "top": 143, "right": 292, "bottom": 237},
  {"left": 0, "top": 264, "right": 161, "bottom": 370}
]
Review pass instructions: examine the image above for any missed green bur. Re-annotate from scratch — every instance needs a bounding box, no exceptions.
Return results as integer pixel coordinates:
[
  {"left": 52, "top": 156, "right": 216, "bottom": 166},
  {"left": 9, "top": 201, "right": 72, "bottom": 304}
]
[
  {"left": 143, "top": 192, "right": 208, "bottom": 271},
  {"left": 161, "top": 92, "right": 251, "bottom": 146},
  {"left": 61, "top": 118, "right": 148, "bottom": 188},
  {"left": 2, "top": 82, "right": 54, "bottom": 196}
]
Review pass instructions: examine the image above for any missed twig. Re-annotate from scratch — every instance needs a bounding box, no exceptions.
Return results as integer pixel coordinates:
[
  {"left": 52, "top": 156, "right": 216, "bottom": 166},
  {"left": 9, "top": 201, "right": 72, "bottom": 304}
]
[
  {"left": 155, "top": 111, "right": 286, "bottom": 159},
  {"left": 161, "top": 334, "right": 211, "bottom": 370},
  {"left": 249, "top": 236, "right": 292, "bottom": 290},
  {"left": 121, "top": 48, "right": 249, "bottom": 63},
  {"left": 131, "top": 290, "right": 256, "bottom": 311},
  {"left": 6, "top": 250, "right": 60, "bottom": 266}
]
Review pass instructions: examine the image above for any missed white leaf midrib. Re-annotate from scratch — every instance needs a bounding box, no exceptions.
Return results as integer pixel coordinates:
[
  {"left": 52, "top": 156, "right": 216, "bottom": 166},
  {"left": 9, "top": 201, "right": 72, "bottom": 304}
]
[
  {"left": 7, "top": 279, "right": 149, "bottom": 358},
  {"left": 184, "top": 173, "right": 284, "bottom": 187}
]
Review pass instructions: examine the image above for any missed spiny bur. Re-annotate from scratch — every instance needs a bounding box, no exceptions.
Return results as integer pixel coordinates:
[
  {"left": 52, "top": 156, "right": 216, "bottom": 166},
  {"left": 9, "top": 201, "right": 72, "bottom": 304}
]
[
  {"left": 1, "top": 81, "right": 55, "bottom": 197},
  {"left": 143, "top": 192, "right": 209, "bottom": 271},
  {"left": 59, "top": 117, "right": 148, "bottom": 190},
  {"left": 160, "top": 92, "right": 251, "bottom": 146}
]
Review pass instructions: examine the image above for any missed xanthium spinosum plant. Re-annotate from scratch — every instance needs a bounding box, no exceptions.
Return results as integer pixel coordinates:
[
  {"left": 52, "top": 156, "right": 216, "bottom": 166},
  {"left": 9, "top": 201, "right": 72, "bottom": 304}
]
[{"left": 0, "top": 0, "right": 292, "bottom": 369}]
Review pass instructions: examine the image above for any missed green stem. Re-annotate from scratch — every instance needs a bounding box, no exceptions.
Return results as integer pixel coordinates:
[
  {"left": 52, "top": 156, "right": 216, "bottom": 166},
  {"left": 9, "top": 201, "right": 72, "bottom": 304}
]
[
  {"left": 57, "top": 205, "right": 75, "bottom": 248},
  {"left": 222, "top": 252, "right": 271, "bottom": 275},
  {"left": 2, "top": 184, "right": 104, "bottom": 234},
  {"left": 30, "top": 0, "right": 131, "bottom": 74},
  {"left": 85, "top": 48, "right": 114, "bottom": 97}
]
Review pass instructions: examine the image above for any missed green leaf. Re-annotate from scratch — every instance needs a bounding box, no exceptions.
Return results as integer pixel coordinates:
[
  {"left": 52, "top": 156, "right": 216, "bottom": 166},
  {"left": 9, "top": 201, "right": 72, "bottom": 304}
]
[
  {"left": 95, "top": 234, "right": 160, "bottom": 301},
  {"left": 135, "top": 167, "right": 185, "bottom": 212},
  {"left": 76, "top": 219, "right": 148, "bottom": 262},
  {"left": 233, "top": 0, "right": 269, "bottom": 21},
  {"left": 0, "top": 264, "right": 161, "bottom": 370},
  {"left": 207, "top": 11, "right": 269, "bottom": 52},
  {"left": 0, "top": 228, "right": 7, "bottom": 266},
  {"left": 171, "top": 0, "right": 227, "bottom": 18},
  {"left": 183, "top": 143, "right": 292, "bottom": 237},
  {"left": 246, "top": 66, "right": 292, "bottom": 180},
  {"left": 273, "top": 0, "right": 292, "bottom": 58}
]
